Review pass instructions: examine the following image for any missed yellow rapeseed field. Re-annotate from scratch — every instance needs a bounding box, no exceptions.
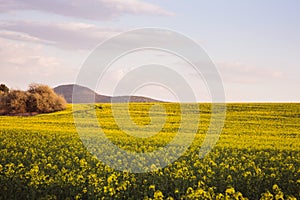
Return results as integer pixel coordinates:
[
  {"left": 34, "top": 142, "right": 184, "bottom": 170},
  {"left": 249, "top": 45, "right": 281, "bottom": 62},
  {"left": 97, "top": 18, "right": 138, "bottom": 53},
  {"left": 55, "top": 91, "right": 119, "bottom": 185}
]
[{"left": 0, "top": 103, "right": 299, "bottom": 199}]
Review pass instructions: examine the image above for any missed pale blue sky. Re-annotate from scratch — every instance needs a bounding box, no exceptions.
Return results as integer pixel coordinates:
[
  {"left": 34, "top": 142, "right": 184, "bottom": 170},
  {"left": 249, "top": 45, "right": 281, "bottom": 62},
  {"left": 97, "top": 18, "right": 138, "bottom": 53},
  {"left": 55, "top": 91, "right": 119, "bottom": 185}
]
[{"left": 0, "top": 0, "right": 299, "bottom": 102}]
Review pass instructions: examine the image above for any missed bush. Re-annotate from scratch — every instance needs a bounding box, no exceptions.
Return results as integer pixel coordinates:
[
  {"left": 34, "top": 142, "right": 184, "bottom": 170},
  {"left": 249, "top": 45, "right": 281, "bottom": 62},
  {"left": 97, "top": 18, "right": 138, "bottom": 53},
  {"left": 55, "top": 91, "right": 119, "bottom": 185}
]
[
  {"left": 0, "top": 84, "right": 9, "bottom": 93},
  {"left": 0, "top": 90, "right": 27, "bottom": 114},
  {"left": 0, "top": 83, "right": 66, "bottom": 115},
  {"left": 27, "top": 84, "right": 66, "bottom": 113}
]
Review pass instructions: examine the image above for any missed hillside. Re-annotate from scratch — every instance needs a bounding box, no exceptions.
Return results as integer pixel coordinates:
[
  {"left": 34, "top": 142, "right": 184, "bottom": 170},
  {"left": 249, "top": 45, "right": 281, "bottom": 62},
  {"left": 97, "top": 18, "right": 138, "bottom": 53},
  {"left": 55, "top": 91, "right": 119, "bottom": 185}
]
[{"left": 54, "top": 84, "right": 161, "bottom": 103}]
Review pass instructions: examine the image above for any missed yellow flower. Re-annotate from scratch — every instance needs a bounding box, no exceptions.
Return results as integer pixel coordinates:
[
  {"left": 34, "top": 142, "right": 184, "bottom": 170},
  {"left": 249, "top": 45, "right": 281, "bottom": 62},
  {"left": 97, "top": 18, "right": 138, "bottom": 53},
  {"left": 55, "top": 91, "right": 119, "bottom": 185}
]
[{"left": 154, "top": 190, "right": 164, "bottom": 200}]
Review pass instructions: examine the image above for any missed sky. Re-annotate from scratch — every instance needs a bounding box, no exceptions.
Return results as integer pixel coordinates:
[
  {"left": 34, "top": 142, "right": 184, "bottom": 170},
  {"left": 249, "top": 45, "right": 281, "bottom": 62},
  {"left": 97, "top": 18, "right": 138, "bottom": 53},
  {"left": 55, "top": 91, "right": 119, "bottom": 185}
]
[{"left": 0, "top": 0, "right": 299, "bottom": 102}]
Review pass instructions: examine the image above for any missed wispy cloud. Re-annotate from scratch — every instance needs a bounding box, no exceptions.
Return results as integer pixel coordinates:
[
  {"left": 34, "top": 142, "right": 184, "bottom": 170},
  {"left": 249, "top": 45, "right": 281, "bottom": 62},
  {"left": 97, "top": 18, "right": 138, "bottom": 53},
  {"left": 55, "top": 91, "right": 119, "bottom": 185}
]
[
  {"left": 0, "top": 30, "right": 53, "bottom": 44},
  {"left": 217, "top": 61, "right": 285, "bottom": 84},
  {"left": 0, "top": 20, "right": 123, "bottom": 50},
  {"left": 0, "top": 0, "right": 174, "bottom": 20}
]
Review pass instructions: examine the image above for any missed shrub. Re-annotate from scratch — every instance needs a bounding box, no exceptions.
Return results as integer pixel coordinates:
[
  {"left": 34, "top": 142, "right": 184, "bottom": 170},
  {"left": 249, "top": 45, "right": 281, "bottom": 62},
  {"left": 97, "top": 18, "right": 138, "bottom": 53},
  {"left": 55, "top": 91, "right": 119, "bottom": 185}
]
[
  {"left": 27, "top": 84, "right": 66, "bottom": 113},
  {"left": 0, "top": 83, "right": 66, "bottom": 115},
  {"left": 0, "top": 84, "right": 9, "bottom": 93},
  {"left": 0, "top": 90, "right": 27, "bottom": 114}
]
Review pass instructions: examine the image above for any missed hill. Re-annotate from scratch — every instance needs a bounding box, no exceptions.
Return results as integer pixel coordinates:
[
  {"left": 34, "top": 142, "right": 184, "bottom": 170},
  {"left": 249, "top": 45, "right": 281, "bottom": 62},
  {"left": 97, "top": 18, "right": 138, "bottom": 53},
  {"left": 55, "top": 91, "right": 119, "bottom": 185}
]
[{"left": 53, "top": 84, "right": 161, "bottom": 103}]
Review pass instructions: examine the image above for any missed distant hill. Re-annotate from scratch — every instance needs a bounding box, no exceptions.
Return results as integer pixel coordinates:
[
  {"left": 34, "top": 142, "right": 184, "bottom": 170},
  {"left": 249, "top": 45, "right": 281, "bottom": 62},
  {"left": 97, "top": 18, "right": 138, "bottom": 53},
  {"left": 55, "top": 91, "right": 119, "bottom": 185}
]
[{"left": 53, "top": 84, "right": 161, "bottom": 103}]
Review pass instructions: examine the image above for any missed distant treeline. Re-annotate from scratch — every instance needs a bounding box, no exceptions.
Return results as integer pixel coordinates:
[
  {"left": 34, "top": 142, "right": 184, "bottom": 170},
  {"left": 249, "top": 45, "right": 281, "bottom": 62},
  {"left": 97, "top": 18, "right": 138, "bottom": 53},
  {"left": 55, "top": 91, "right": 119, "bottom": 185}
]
[{"left": 0, "top": 83, "right": 66, "bottom": 115}]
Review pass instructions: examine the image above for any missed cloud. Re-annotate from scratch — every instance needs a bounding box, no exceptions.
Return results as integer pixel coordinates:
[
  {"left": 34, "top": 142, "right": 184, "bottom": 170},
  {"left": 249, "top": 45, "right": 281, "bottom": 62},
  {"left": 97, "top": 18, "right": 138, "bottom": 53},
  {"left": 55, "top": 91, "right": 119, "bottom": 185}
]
[
  {"left": 0, "top": 0, "right": 173, "bottom": 20},
  {"left": 0, "top": 30, "right": 53, "bottom": 44},
  {"left": 0, "top": 21, "right": 201, "bottom": 51},
  {"left": 0, "top": 37, "right": 77, "bottom": 89},
  {"left": 217, "top": 61, "right": 285, "bottom": 84},
  {"left": 0, "top": 20, "right": 123, "bottom": 50}
]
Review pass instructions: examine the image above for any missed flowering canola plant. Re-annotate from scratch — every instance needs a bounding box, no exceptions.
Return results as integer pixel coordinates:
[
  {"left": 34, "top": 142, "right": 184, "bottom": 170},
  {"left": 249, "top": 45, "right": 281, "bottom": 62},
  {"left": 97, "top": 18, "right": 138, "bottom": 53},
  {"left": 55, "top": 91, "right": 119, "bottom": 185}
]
[{"left": 0, "top": 103, "right": 299, "bottom": 199}]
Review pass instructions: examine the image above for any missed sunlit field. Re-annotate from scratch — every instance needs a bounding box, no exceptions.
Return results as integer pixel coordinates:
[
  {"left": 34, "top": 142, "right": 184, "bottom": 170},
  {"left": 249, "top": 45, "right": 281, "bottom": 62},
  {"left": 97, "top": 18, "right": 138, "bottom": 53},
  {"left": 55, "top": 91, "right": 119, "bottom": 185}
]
[{"left": 0, "top": 103, "right": 299, "bottom": 199}]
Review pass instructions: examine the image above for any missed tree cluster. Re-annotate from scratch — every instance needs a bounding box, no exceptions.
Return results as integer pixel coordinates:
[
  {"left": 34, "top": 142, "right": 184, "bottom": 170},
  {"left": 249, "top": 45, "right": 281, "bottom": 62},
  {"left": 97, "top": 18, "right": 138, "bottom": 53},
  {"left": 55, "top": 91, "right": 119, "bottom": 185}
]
[{"left": 0, "top": 83, "right": 66, "bottom": 115}]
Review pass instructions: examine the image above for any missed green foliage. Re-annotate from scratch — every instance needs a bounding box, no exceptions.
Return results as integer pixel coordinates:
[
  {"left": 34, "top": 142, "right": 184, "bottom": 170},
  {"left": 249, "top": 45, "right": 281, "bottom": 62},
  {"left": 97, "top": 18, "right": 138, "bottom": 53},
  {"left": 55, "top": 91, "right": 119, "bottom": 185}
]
[{"left": 0, "top": 103, "right": 299, "bottom": 199}]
